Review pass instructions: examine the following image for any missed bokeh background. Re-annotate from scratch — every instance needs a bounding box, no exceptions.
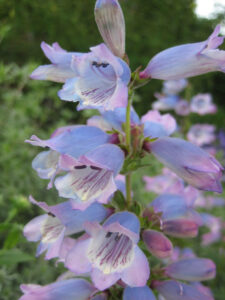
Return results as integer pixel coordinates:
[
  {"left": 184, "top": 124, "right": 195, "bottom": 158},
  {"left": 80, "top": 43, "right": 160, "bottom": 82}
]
[{"left": 0, "top": 0, "right": 225, "bottom": 299}]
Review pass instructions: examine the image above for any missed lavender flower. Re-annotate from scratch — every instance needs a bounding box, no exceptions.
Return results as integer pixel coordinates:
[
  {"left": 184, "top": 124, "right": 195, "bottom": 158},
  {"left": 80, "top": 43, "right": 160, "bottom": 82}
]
[
  {"left": 140, "top": 25, "right": 225, "bottom": 80},
  {"left": 65, "top": 212, "right": 150, "bottom": 290}
]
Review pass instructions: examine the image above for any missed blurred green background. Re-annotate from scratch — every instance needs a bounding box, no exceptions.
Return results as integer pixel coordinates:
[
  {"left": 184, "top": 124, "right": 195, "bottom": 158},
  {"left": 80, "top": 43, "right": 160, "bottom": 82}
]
[{"left": 0, "top": 0, "right": 225, "bottom": 299}]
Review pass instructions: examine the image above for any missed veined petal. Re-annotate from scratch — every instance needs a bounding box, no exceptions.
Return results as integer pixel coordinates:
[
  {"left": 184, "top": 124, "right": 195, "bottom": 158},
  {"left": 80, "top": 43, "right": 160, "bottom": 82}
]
[
  {"left": 150, "top": 137, "right": 223, "bottom": 192},
  {"left": 95, "top": 0, "right": 125, "bottom": 58},
  {"left": 103, "top": 211, "right": 140, "bottom": 243},
  {"left": 87, "top": 228, "right": 135, "bottom": 275},
  {"left": 59, "top": 44, "right": 130, "bottom": 110},
  {"left": 54, "top": 166, "right": 117, "bottom": 204},
  {"left": 140, "top": 25, "right": 225, "bottom": 80}
]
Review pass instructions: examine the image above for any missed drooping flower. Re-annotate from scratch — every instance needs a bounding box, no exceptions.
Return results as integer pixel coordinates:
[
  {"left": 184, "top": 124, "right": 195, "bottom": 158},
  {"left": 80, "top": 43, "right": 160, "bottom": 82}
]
[
  {"left": 140, "top": 25, "right": 225, "bottom": 80},
  {"left": 23, "top": 196, "right": 109, "bottom": 259},
  {"left": 95, "top": 0, "right": 126, "bottom": 58},
  {"left": 149, "top": 137, "right": 223, "bottom": 193},
  {"left": 19, "top": 278, "right": 96, "bottom": 300},
  {"left": 187, "top": 124, "right": 216, "bottom": 146},
  {"left": 65, "top": 212, "right": 150, "bottom": 290},
  {"left": 190, "top": 93, "right": 217, "bottom": 115},
  {"left": 123, "top": 286, "right": 156, "bottom": 300}
]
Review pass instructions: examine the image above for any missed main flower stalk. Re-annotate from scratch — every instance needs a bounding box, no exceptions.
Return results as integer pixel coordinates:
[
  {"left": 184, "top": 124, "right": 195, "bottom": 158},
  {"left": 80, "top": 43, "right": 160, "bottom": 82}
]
[{"left": 125, "top": 90, "right": 133, "bottom": 207}]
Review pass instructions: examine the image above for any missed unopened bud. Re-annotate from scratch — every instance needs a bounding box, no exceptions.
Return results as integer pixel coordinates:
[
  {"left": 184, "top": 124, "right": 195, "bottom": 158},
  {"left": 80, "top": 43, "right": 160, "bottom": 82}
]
[
  {"left": 143, "top": 229, "right": 173, "bottom": 259},
  {"left": 162, "top": 219, "right": 199, "bottom": 238},
  {"left": 165, "top": 258, "right": 216, "bottom": 281},
  {"left": 95, "top": 0, "right": 125, "bottom": 58}
]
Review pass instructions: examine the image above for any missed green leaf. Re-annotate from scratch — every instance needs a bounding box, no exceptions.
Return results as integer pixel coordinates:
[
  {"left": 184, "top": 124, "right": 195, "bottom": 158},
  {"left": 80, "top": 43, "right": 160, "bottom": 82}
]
[
  {"left": 111, "top": 190, "right": 126, "bottom": 211},
  {"left": 129, "top": 201, "right": 142, "bottom": 216},
  {"left": 0, "top": 248, "right": 34, "bottom": 266},
  {"left": 3, "top": 226, "right": 22, "bottom": 249}
]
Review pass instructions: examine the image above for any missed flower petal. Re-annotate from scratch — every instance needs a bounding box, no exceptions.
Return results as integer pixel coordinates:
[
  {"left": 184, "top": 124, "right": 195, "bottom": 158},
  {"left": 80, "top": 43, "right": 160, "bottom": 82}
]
[
  {"left": 65, "top": 238, "right": 92, "bottom": 274},
  {"left": 91, "top": 268, "right": 120, "bottom": 291},
  {"left": 121, "top": 246, "right": 150, "bottom": 287},
  {"left": 123, "top": 286, "right": 156, "bottom": 300},
  {"left": 19, "top": 278, "right": 95, "bottom": 300}
]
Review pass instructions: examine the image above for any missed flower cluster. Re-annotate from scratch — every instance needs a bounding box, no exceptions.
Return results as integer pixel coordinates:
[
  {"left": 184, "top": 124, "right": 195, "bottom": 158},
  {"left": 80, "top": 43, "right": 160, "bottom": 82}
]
[{"left": 21, "top": 0, "right": 224, "bottom": 299}]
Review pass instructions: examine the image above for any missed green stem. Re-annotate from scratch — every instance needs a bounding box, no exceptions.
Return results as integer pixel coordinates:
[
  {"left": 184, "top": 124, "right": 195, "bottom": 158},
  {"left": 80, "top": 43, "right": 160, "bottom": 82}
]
[{"left": 125, "top": 91, "right": 133, "bottom": 208}]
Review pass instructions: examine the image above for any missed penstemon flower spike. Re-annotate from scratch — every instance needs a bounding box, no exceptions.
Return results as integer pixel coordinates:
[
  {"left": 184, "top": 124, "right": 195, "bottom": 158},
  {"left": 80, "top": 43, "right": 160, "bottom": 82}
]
[{"left": 21, "top": 0, "right": 225, "bottom": 299}]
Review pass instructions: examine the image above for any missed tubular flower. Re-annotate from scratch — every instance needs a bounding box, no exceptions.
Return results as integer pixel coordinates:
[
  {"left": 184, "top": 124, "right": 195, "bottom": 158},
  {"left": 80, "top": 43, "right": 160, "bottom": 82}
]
[
  {"left": 19, "top": 279, "right": 96, "bottom": 300},
  {"left": 150, "top": 137, "right": 224, "bottom": 193},
  {"left": 58, "top": 43, "right": 130, "bottom": 110},
  {"left": 31, "top": 43, "right": 130, "bottom": 111},
  {"left": 140, "top": 25, "right": 225, "bottom": 80},
  {"left": 65, "top": 212, "right": 150, "bottom": 290},
  {"left": 26, "top": 126, "right": 124, "bottom": 210},
  {"left": 95, "top": 0, "right": 125, "bottom": 58},
  {"left": 23, "top": 196, "right": 109, "bottom": 259}
]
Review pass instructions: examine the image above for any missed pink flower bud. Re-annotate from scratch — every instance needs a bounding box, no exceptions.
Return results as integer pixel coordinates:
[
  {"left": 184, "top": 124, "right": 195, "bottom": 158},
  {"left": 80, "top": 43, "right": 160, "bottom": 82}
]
[
  {"left": 162, "top": 219, "right": 199, "bottom": 238},
  {"left": 165, "top": 258, "right": 216, "bottom": 281},
  {"left": 142, "top": 229, "right": 173, "bottom": 259},
  {"left": 95, "top": 0, "right": 125, "bottom": 58}
]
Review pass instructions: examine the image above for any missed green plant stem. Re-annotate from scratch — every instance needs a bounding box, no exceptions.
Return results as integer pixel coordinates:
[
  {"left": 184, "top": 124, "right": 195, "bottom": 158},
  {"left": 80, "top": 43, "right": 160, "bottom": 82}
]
[{"left": 125, "top": 91, "right": 133, "bottom": 208}]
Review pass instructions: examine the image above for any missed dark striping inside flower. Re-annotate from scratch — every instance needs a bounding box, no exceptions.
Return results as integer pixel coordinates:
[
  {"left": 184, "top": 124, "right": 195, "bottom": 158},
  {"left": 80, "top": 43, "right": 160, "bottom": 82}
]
[{"left": 87, "top": 230, "right": 134, "bottom": 274}]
